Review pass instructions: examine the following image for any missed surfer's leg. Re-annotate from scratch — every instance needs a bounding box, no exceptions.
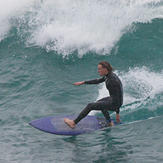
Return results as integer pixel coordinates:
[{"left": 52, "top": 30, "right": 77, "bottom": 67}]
[
  {"left": 65, "top": 97, "right": 116, "bottom": 127},
  {"left": 74, "top": 99, "right": 113, "bottom": 124},
  {"left": 74, "top": 103, "right": 93, "bottom": 124},
  {"left": 101, "top": 109, "right": 113, "bottom": 126},
  {"left": 64, "top": 103, "right": 93, "bottom": 128},
  {"left": 97, "top": 97, "right": 112, "bottom": 119},
  {"left": 101, "top": 109, "right": 111, "bottom": 121},
  {"left": 97, "top": 97, "right": 115, "bottom": 126},
  {"left": 92, "top": 97, "right": 121, "bottom": 125}
]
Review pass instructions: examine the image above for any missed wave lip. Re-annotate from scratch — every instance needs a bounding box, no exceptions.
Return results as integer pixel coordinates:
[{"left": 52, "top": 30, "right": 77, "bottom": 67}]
[
  {"left": 1, "top": 0, "right": 163, "bottom": 56},
  {"left": 0, "top": 0, "right": 34, "bottom": 41}
]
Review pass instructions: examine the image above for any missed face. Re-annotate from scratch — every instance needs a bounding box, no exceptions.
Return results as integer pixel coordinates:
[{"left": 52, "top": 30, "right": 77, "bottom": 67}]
[{"left": 98, "top": 64, "right": 108, "bottom": 76}]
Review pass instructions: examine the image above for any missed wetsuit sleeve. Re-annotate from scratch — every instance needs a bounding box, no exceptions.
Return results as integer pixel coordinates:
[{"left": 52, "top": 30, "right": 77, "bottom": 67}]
[{"left": 85, "top": 77, "right": 105, "bottom": 84}]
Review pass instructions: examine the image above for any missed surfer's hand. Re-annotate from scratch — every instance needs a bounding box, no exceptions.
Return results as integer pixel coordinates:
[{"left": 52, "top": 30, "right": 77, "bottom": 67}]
[{"left": 73, "top": 81, "right": 85, "bottom": 85}]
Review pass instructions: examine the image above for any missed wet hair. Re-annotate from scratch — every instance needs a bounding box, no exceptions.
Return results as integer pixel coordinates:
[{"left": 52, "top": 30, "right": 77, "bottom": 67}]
[{"left": 99, "top": 61, "right": 114, "bottom": 73}]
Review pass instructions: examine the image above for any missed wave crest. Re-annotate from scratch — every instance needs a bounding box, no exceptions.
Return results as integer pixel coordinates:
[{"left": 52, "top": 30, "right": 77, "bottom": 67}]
[{"left": 0, "top": 0, "right": 163, "bottom": 56}]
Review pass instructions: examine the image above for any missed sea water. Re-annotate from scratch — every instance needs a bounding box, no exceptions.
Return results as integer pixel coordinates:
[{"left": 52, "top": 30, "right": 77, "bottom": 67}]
[{"left": 0, "top": 0, "right": 163, "bottom": 162}]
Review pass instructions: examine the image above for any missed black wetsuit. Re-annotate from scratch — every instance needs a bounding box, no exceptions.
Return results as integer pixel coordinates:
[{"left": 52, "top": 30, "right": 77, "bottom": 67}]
[{"left": 74, "top": 72, "right": 123, "bottom": 124}]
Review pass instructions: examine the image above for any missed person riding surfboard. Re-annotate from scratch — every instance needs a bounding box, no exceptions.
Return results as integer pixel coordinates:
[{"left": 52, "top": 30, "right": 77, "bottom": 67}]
[{"left": 64, "top": 61, "right": 123, "bottom": 128}]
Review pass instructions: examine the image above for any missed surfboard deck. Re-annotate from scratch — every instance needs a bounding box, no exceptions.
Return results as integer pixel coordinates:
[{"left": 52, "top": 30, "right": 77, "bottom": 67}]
[{"left": 29, "top": 115, "right": 120, "bottom": 136}]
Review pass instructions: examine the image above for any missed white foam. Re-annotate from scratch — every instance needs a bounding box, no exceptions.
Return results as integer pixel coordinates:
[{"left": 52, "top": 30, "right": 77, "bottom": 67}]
[
  {"left": 27, "top": 0, "right": 163, "bottom": 56},
  {"left": 0, "top": 0, "right": 34, "bottom": 41},
  {"left": 1, "top": 0, "right": 162, "bottom": 56}
]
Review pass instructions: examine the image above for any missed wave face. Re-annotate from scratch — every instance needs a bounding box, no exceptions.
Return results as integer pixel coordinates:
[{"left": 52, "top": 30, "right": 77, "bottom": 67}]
[
  {"left": 0, "top": 0, "right": 163, "bottom": 56},
  {"left": 0, "top": 0, "right": 163, "bottom": 162}
]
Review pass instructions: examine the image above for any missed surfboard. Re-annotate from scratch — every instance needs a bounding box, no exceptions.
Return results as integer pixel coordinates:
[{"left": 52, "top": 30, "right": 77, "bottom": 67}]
[{"left": 29, "top": 115, "right": 121, "bottom": 136}]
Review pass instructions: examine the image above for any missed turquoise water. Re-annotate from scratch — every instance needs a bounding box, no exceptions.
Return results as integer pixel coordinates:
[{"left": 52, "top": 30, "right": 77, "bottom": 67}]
[{"left": 0, "top": 0, "right": 163, "bottom": 162}]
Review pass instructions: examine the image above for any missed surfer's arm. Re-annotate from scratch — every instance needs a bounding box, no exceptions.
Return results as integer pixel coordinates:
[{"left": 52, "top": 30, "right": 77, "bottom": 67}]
[
  {"left": 74, "top": 77, "right": 105, "bottom": 85},
  {"left": 84, "top": 77, "right": 105, "bottom": 84}
]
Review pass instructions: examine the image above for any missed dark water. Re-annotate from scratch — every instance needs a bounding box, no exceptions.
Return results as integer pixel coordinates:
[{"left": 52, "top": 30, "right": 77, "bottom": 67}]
[{"left": 0, "top": 0, "right": 163, "bottom": 162}]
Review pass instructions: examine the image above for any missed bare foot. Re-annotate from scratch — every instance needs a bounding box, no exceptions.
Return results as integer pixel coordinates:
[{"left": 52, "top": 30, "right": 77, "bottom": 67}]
[{"left": 64, "top": 118, "right": 76, "bottom": 129}]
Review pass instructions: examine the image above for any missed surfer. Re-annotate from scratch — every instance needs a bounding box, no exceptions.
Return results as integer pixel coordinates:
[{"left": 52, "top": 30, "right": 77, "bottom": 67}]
[{"left": 64, "top": 61, "right": 123, "bottom": 128}]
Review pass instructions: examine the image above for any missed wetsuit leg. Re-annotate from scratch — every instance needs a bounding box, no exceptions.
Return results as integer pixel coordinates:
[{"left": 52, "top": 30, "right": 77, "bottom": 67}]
[
  {"left": 98, "top": 97, "right": 121, "bottom": 114},
  {"left": 97, "top": 97, "right": 111, "bottom": 121},
  {"left": 101, "top": 110, "right": 111, "bottom": 121},
  {"left": 74, "top": 97, "right": 114, "bottom": 124}
]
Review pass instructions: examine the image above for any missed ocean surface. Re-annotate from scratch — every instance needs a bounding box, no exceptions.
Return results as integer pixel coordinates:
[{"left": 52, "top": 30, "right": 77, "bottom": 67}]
[{"left": 0, "top": 0, "right": 163, "bottom": 162}]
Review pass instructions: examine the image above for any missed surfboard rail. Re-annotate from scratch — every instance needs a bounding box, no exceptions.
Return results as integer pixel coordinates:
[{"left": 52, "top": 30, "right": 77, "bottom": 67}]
[{"left": 29, "top": 115, "right": 120, "bottom": 135}]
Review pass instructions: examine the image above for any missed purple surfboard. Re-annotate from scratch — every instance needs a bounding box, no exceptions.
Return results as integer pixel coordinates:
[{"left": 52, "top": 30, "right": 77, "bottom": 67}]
[{"left": 29, "top": 115, "right": 119, "bottom": 136}]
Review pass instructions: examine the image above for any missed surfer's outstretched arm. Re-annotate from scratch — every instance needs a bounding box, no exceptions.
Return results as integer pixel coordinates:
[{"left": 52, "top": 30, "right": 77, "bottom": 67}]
[{"left": 74, "top": 77, "right": 105, "bottom": 86}]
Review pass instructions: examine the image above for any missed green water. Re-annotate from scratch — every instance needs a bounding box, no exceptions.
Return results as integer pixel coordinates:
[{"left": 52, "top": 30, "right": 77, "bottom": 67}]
[{"left": 0, "top": 0, "right": 163, "bottom": 162}]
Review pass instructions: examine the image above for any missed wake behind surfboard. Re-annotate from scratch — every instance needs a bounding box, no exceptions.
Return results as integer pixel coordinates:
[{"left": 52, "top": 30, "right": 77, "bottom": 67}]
[{"left": 29, "top": 115, "right": 121, "bottom": 136}]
